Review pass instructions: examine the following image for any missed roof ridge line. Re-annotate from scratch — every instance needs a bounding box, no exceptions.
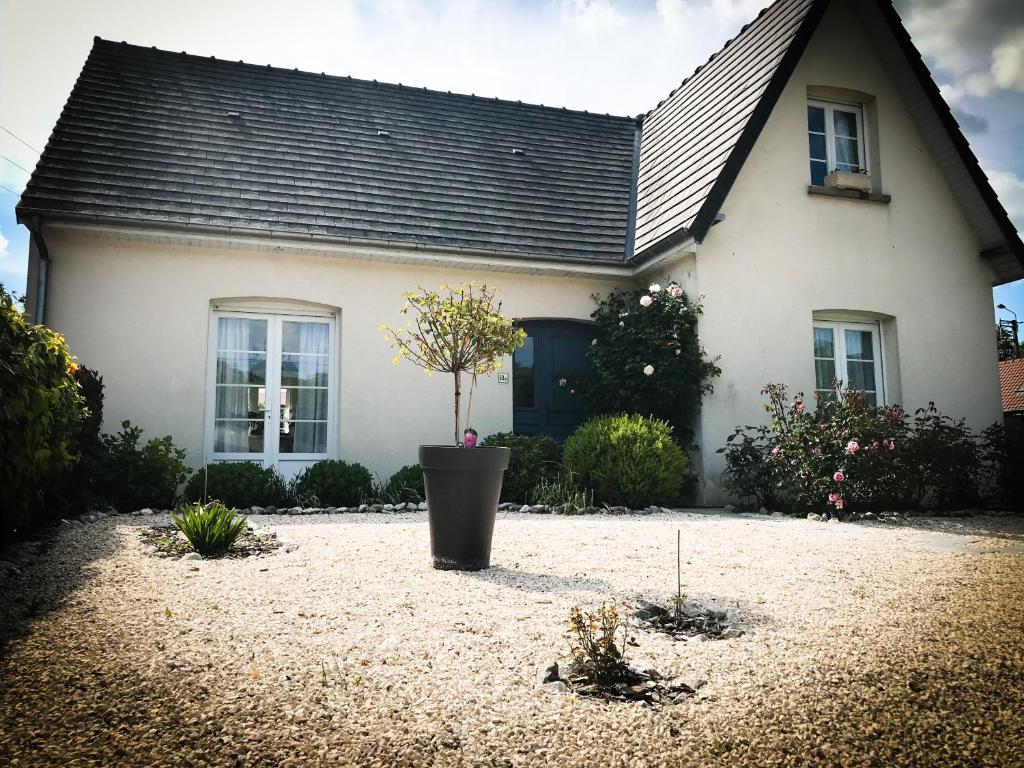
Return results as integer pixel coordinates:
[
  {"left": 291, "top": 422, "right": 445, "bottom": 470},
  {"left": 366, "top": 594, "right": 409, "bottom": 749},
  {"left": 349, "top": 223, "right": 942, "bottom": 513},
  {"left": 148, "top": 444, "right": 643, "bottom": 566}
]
[{"left": 90, "top": 36, "right": 635, "bottom": 124}]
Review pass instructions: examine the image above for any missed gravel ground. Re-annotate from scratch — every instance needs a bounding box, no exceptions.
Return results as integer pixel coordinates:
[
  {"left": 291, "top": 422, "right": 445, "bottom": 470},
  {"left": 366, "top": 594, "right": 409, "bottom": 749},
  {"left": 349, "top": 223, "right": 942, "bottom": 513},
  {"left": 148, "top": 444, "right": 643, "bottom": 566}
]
[{"left": 1, "top": 510, "right": 1022, "bottom": 767}]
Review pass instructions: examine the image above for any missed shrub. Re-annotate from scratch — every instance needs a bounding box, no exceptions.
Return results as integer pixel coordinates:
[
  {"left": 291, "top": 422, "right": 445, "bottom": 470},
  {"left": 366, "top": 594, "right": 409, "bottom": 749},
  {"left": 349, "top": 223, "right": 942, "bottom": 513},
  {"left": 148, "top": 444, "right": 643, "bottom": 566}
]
[
  {"left": 97, "top": 420, "right": 190, "bottom": 512},
  {"left": 565, "top": 604, "right": 633, "bottom": 688},
  {"left": 184, "top": 462, "right": 290, "bottom": 508},
  {"left": 372, "top": 464, "right": 425, "bottom": 504},
  {"left": 172, "top": 501, "right": 248, "bottom": 557},
  {"left": 718, "top": 383, "right": 991, "bottom": 515},
  {"left": 562, "top": 414, "right": 688, "bottom": 507},
  {"left": 480, "top": 432, "right": 560, "bottom": 503},
  {"left": 1, "top": 284, "right": 86, "bottom": 542},
  {"left": 572, "top": 282, "right": 720, "bottom": 441},
  {"left": 51, "top": 366, "right": 106, "bottom": 514},
  {"left": 292, "top": 459, "right": 372, "bottom": 506}
]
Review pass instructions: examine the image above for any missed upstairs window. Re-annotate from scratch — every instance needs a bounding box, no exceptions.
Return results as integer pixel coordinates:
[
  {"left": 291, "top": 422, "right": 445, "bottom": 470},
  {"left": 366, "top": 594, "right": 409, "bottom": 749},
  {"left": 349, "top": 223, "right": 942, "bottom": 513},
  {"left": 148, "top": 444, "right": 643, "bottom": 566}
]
[{"left": 807, "top": 100, "right": 866, "bottom": 186}]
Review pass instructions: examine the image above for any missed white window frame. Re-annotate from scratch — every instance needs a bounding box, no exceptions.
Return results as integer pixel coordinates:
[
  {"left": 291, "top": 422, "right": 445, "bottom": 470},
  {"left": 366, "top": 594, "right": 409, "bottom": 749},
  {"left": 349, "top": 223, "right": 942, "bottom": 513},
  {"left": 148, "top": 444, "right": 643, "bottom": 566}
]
[
  {"left": 204, "top": 308, "right": 338, "bottom": 468},
  {"left": 808, "top": 99, "right": 868, "bottom": 178},
  {"left": 812, "top": 320, "right": 885, "bottom": 404}
]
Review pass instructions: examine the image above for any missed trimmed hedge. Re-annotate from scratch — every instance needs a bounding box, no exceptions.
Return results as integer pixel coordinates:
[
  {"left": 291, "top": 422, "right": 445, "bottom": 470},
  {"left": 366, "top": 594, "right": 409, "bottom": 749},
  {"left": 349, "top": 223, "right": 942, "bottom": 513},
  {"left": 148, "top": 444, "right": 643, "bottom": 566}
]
[
  {"left": 480, "top": 432, "right": 560, "bottom": 503},
  {"left": 184, "top": 462, "right": 291, "bottom": 509},
  {"left": 292, "top": 459, "right": 373, "bottom": 507},
  {"left": 96, "top": 421, "right": 190, "bottom": 512},
  {"left": 380, "top": 464, "right": 426, "bottom": 504},
  {"left": 562, "top": 414, "right": 688, "bottom": 508}
]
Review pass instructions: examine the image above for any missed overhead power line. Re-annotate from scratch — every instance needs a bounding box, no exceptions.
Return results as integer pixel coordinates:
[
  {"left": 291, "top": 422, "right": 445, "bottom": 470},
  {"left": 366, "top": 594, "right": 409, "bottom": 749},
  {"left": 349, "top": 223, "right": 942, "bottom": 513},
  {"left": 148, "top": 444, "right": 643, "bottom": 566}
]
[{"left": 0, "top": 124, "right": 41, "bottom": 155}]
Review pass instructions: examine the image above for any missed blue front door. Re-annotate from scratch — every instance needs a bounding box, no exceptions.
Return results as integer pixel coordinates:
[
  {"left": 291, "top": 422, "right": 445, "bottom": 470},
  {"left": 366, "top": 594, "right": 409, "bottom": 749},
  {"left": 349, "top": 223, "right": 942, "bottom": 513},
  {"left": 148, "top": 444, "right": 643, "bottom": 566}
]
[{"left": 513, "top": 320, "right": 593, "bottom": 442}]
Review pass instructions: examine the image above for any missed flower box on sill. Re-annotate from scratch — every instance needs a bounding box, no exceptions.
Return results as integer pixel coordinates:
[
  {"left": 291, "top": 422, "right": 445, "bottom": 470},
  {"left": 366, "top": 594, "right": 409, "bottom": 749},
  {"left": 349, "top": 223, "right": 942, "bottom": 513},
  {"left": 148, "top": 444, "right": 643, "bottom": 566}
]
[{"left": 824, "top": 170, "right": 872, "bottom": 193}]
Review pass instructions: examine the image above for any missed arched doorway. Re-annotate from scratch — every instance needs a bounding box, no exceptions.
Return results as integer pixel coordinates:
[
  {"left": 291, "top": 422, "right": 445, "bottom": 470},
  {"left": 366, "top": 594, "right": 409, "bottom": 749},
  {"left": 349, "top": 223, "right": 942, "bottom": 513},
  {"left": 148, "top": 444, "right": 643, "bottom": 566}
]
[{"left": 513, "top": 320, "right": 593, "bottom": 442}]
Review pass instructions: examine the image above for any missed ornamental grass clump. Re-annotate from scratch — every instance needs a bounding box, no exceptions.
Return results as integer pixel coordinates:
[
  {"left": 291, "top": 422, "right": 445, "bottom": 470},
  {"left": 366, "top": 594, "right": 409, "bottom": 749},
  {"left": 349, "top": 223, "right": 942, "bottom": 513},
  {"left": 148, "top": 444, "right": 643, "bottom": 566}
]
[
  {"left": 171, "top": 501, "right": 248, "bottom": 557},
  {"left": 380, "top": 283, "right": 525, "bottom": 444}
]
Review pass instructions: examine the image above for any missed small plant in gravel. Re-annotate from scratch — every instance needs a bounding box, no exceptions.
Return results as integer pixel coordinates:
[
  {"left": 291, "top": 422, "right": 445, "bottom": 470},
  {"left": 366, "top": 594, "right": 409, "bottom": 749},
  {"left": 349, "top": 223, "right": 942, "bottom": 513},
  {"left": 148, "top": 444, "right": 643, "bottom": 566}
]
[
  {"left": 551, "top": 603, "right": 697, "bottom": 704},
  {"left": 171, "top": 502, "right": 248, "bottom": 557},
  {"left": 565, "top": 603, "right": 634, "bottom": 688}
]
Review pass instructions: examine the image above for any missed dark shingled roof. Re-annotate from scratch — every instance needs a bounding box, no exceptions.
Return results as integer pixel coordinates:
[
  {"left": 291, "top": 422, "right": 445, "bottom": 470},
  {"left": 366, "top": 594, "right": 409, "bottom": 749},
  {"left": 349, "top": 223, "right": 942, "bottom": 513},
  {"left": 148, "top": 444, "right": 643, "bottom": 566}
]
[
  {"left": 16, "top": 38, "right": 639, "bottom": 264},
  {"left": 16, "top": 1, "right": 1024, "bottom": 278},
  {"left": 634, "top": 0, "right": 817, "bottom": 257}
]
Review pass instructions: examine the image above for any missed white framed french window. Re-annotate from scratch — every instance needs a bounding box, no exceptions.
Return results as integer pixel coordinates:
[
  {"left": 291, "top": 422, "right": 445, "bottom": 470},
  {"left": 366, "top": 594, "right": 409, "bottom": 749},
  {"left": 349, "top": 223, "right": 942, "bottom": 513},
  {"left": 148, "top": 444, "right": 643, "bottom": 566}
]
[
  {"left": 807, "top": 99, "right": 868, "bottom": 186},
  {"left": 204, "top": 306, "right": 338, "bottom": 474},
  {"left": 812, "top": 320, "right": 885, "bottom": 405}
]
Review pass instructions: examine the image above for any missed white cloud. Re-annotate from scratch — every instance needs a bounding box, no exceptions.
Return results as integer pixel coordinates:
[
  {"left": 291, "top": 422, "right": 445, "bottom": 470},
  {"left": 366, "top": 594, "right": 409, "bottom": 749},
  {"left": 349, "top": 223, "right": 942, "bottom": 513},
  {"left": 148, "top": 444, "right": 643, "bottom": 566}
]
[
  {"left": 899, "top": 0, "right": 1024, "bottom": 102},
  {"left": 988, "top": 170, "right": 1024, "bottom": 230},
  {"left": 0, "top": 225, "right": 8, "bottom": 259},
  {"left": 993, "top": 31, "right": 1024, "bottom": 91}
]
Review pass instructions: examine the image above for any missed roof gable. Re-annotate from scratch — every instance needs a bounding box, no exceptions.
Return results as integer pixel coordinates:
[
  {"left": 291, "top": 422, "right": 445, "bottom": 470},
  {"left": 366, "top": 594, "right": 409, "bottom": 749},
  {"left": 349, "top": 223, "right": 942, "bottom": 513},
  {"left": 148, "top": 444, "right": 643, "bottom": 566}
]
[
  {"left": 631, "top": 0, "right": 1024, "bottom": 281},
  {"left": 17, "top": 39, "right": 638, "bottom": 264}
]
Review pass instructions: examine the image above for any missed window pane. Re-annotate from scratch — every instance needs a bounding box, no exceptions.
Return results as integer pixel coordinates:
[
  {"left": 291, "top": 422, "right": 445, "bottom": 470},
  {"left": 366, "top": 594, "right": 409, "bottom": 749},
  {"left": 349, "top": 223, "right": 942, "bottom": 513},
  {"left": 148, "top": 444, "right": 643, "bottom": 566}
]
[
  {"left": 214, "top": 419, "right": 264, "bottom": 453},
  {"left": 218, "top": 318, "right": 267, "bottom": 352},
  {"left": 216, "top": 385, "right": 266, "bottom": 419},
  {"left": 281, "top": 386, "right": 328, "bottom": 421},
  {"left": 280, "top": 354, "right": 329, "bottom": 387},
  {"left": 847, "top": 361, "right": 877, "bottom": 392},
  {"left": 833, "top": 109, "right": 859, "bottom": 138},
  {"left": 807, "top": 105, "right": 825, "bottom": 134},
  {"left": 844, "top": 330, "right": 874, "bottom": 361},
  {"left": 808, "top": 132, "right": 827, "bottom": 161},
  {"left": 217, "top": 352, "right": 267, "bottom": 385},
  {"left": 281, "top": 321, "right": 329, "bottom": 355},
  {"left": 815, "top": 359, "right": 837, "bottom": 391},
  {"left": 279, "top": 421, "right": 327, "bottom": 454},
  {"left": 513, "top": 335, "right": 535, "bottom": 408},
  {"left": 813, "top": 327, "right": 835, "bottom": 358},
  {"left": 810, "top": 160, "right": 827, "bottom": 186},
  {"left": 835, "top": 137, "right": 861, "bottom": 169}
]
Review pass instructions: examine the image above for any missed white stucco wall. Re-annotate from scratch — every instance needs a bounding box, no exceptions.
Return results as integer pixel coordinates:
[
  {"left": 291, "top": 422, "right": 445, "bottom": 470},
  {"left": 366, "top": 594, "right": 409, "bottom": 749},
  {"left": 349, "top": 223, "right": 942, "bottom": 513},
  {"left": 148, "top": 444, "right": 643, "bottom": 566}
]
[
  {"left": 686, "top": 0, "right": 1002, "bottom": 504},
  {"left": 40, "top": 228, "right": 622, "bottom": 480}
]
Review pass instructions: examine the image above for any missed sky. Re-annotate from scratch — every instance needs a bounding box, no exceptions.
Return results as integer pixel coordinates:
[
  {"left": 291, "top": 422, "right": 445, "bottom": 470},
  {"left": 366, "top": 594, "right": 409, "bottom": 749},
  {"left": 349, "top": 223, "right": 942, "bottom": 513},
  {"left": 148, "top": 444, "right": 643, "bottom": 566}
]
[{"left": 0, "top": 0, "right": 1022, "bottom": 320}]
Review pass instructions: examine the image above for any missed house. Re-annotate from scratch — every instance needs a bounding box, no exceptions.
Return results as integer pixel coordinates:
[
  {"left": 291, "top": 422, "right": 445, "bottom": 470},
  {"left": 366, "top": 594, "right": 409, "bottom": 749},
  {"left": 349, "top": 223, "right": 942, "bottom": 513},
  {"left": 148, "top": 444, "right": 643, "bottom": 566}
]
[
  {"left": 999, "top": 359, "right": 1024, "bottom": 438},
  {"left": 17, "top": 0, "right": 1023, "bottom": 504}
]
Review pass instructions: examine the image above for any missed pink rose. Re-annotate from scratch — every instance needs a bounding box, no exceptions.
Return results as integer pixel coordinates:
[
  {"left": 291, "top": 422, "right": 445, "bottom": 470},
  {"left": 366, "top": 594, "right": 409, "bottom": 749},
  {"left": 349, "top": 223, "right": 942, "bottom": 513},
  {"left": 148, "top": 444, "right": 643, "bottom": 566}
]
[
  {"left": 871, "top": 441, "right": 879, "bottom": 450},
  {"left": 771, "top": 447, "right": 781, "bottom": 456},
  {"left": 793, "top": 401, "right": 805, "bottom": 413},
  {"left": 885, "top": 439, "right": 895, "bottom": 450},
  {"left": 833, "top": 471, "right": 845, "bottom": 482},
  {"left": 834, "top": 498, "right": 845, "bottom": 510},
  {"left": 845, "top": 440, "right": 860, "bottom": 454},
  {"left": 828, "top": 493, "right": 840, "bottom": 503},
  {"left": 639, "top": 295, "right": 653, "bottom": 307}
]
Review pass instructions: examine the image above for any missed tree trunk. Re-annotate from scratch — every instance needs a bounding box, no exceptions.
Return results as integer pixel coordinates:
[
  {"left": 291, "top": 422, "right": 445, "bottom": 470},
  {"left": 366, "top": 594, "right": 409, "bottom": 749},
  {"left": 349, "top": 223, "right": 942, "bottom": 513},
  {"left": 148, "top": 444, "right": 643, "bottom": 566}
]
[{"left": 453, "top": 369, "right": 462, "bottom": 445}]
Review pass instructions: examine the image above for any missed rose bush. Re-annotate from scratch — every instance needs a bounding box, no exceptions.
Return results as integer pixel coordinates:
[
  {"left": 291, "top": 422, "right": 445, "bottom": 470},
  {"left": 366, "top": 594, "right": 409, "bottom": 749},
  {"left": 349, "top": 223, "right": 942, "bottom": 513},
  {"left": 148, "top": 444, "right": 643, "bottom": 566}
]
[{"left": 719, "top": 383, "right": 997, "bottom": 515}]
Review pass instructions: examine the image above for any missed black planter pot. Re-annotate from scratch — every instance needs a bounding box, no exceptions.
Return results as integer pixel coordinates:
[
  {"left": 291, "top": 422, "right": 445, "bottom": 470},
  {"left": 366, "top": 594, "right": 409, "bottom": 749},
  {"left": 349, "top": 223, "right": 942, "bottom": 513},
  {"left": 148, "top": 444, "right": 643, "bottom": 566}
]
[{"left": 418, "top": 445, "right": 511, "bottom": 571}]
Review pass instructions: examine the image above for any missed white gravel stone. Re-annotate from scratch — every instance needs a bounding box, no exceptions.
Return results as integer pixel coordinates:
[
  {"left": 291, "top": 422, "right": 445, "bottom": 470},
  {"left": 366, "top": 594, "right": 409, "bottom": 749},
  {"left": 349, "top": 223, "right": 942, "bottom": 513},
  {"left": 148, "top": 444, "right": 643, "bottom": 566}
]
[{"left": 0, "top": 511, "right": 1020, "bottom": 766}]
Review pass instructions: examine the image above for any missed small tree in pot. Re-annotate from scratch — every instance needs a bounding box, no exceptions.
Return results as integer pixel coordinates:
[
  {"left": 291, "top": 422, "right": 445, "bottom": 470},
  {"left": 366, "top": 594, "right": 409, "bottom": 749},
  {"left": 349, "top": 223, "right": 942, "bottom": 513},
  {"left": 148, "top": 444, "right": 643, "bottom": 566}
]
[{"left": 381, "top": 283, "right": 525, "bottom": 570}]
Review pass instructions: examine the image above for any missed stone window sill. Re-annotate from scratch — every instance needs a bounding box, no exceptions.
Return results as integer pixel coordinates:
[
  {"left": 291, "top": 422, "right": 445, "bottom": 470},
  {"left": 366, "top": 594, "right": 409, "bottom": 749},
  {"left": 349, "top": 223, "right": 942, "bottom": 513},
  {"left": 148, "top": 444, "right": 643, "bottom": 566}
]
[{"left": 808, "top": 185, "right": 891, "bottom": 204}]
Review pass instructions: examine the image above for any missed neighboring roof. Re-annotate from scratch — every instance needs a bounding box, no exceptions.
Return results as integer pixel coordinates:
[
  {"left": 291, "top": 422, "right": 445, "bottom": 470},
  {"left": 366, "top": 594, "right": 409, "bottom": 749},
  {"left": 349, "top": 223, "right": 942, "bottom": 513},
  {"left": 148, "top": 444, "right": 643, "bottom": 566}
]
[
  {"left": 1000, "top": 359, "right": 1024, "bottom": 414},
  {"left": 16, "top": 39, "right": 638, "bottom": 264},
  {"left": 15, "top": 1, "right": 1024, "bottom": 278},
  {"left": 633, "top": 0, "right": 818, "bottom": 257}
]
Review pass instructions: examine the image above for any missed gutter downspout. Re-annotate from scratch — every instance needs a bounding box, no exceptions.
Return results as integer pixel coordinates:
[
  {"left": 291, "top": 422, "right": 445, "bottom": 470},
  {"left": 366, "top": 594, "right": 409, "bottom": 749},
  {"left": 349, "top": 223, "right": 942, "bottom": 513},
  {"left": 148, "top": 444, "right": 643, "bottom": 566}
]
[{"left": 27, "top": 217, "right": 50, "bottom": 325}]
